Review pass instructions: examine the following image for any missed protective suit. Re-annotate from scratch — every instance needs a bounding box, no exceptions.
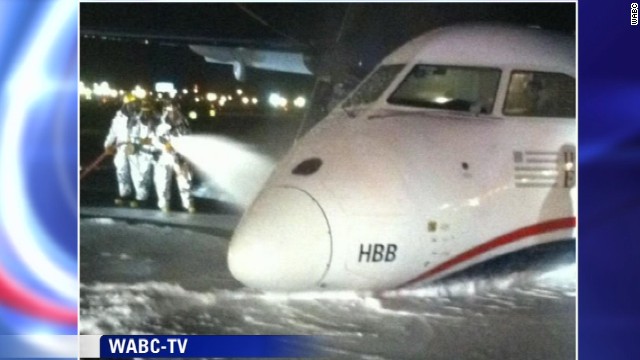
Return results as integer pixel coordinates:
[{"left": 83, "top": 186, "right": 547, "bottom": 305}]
[
  {"left": 104, "top": 96, "right": 139, "bottom": 206},
  {"left": 153, "top": 102, "right": 195, "bottom": 212},
  {"left": 127, "top": 103, "right": 157, "bottom": 206}
]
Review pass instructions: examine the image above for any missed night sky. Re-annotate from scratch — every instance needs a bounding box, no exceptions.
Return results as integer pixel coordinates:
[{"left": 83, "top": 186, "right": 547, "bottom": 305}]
[{"left": 80, "top": 3, "right": 575, "bottom": 93}]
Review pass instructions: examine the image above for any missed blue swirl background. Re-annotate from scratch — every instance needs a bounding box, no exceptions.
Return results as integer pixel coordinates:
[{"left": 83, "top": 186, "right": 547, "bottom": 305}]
[
  {"left": 0, "top": 0, "right": 639, "bottom": 358},
  {"left": 579, "top": 1, "right": 640, "bottom": 359},
  {"left": 0, "top": 0, "right": 77, "bottom": 340}
]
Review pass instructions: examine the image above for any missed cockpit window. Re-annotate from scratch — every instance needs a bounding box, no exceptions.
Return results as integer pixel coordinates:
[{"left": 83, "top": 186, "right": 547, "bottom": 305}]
[
  {"left": 342, "top": 64, "right": 405, "bottom": 108},
  {"left": 503, "top": 71, "right": 575, "bottom": 118},
  {"left": 387, "top": 65, "right": 501, "bottom": 114}
]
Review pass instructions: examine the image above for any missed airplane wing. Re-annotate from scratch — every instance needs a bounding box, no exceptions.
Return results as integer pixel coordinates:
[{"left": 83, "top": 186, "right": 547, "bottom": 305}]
[
  {"left": 81, "top": 28, "right": 315, "bottom": 81},
  {"left": 188, "top": 44, "right": 312, "bottom": 81}
]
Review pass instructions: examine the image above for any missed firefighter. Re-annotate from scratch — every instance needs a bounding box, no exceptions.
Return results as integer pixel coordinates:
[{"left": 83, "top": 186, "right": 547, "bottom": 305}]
[
  {"left": 153, "top": 100, "right": 195, "bottom": 213},
  {"left": 127, "top": 100, "right": 158, "bottom": 207},
  {"left": 104, "top": 94, "right": 139, "bottom": 206}
]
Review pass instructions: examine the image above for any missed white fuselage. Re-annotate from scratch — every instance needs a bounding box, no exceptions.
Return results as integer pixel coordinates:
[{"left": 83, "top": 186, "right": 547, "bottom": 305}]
[{"left": 227, "top": 24, "right": 576, "bottom": 291}]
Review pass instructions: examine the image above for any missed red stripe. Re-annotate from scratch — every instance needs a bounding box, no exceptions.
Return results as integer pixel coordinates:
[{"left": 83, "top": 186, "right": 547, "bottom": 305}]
[
  {"left": 398, "top": 217, "right": 576, "bottom": 288},
  {"left": 0, "top": 268, "right": 77, "bottom": 325}
]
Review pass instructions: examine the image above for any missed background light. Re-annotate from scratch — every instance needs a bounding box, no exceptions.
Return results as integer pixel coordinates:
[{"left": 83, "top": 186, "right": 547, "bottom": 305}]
[
  {"left": 155, "top": 82, "right": 175, "bottom": 93},
  {"left": 132, "top": 85, "right": 146, "bottom": 99},
  {"left": 268, "top": 93, "right": 281, "bottom": 107},
  {"left": 434, "top": 96, "right": 451, "bottom": 104},
  {"left": 294, "top": 96, "right": 306, "bottom": 108}
]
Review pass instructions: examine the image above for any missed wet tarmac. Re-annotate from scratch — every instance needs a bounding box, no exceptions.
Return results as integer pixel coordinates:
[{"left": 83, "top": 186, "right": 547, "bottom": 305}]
[{"left": 80, "top": 213, "right": 575, "bottom": 359}]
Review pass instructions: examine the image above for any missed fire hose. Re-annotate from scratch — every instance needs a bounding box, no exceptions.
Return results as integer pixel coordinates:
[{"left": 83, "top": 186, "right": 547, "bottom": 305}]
[{"left": 79, "top": 150, "right": 112, "bottom": 181}]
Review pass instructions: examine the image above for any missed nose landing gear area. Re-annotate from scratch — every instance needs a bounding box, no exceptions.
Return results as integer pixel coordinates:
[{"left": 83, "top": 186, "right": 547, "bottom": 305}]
[{"left": 228, "top": 186, "right": 332, "bottom": 291}]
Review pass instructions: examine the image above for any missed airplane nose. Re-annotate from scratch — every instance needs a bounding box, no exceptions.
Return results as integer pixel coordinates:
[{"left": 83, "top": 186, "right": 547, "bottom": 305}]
[{"left": 228, "top": 187, "right": 332, "bottom": 291}]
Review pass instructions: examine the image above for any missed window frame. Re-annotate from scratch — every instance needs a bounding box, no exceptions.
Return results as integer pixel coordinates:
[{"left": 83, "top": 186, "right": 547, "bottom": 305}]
[
  {"left": 502, "top": 70, "right": 576, "bottom": 118},
  {"left": 341, "top": 64, "right": 407, "bottom": 109}
]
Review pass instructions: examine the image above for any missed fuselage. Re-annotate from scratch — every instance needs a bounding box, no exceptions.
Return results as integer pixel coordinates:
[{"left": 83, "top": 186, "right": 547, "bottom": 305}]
[{"left": 228, "top": 24, "right": 576, "bottom": 291}]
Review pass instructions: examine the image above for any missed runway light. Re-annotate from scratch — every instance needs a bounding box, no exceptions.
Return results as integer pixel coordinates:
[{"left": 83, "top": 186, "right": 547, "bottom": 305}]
[
  {"left": 251, "top": 97, "right": 258, "bottom": 104},
  {"left": 206, "top": 93, "right": 218, "bottom": 102},
  {"left": 155, "top": 82, "right": 175, "bottom": 93},
  {"left": 236, "top": 89, "right": 243, "bottom": 95},
  {"left": 188, "top": 111, "right": 198, "bottom": 120},
  {"left": 209, "top": 109, "right": 217, "bottom": 117},
  {"left": 241, "top": 97, "right": 249, "bottom": 105},
  {"left": 195, "top": 97, "right": 200, "bottom": 103},
  {"left": 91, "top": 81, "right": 119, "bottom": 97},
  {"left": 132, "top": 85, "right": 146, "bottom": 99},
  {"left": 293, "top": 96, "right": 306, "bottom": 108},
  {"left": 434, "top": 96, "right": 451, "bottom": 104},
  {"left": 269, "top": 93, "right": 281, "bottom": 107},
  {"left": 79, "top": 82, "right": 92, "bottom": 98}
]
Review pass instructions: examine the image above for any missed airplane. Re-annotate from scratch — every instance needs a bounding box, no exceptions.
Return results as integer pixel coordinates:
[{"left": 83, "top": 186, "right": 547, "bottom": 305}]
[{"left": 227, "top": 23, "right": 576, "bottom": 291}]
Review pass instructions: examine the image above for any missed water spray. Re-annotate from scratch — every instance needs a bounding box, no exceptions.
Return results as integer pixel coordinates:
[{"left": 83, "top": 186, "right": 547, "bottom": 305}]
[{"left": 170, "top": 134, "right": 275, "bottom": 210}]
